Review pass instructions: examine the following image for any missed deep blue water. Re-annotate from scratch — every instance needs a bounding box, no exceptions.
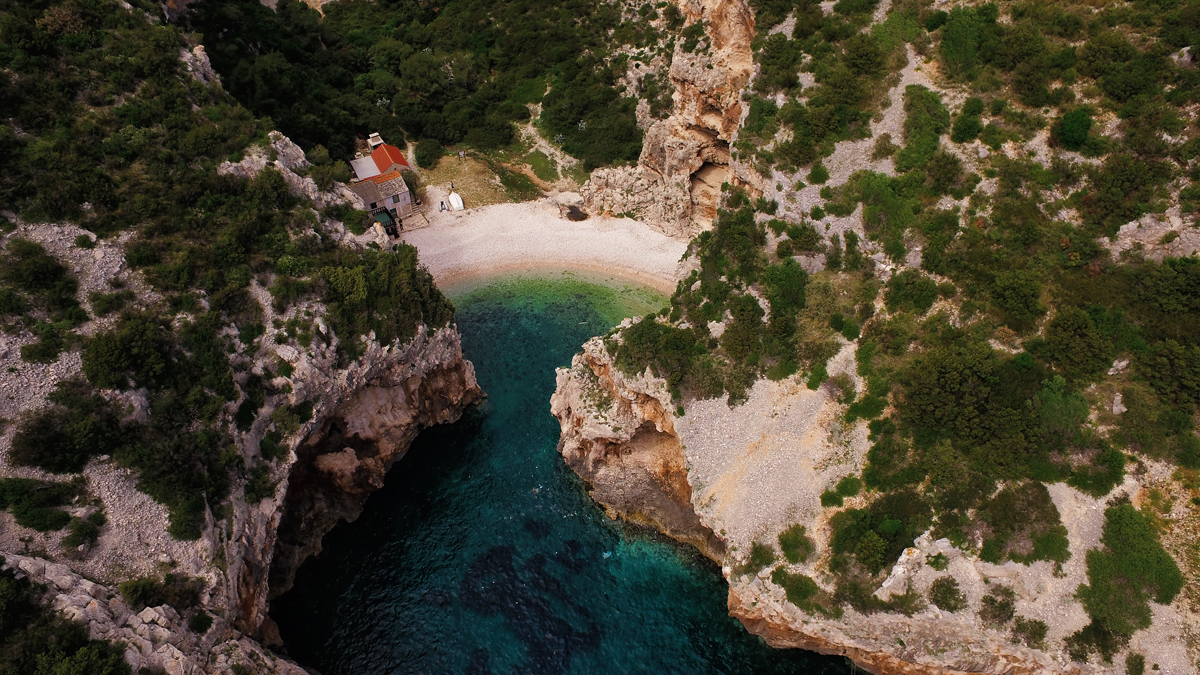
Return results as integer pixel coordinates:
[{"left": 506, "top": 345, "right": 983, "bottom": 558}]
[{"left": 271, "top": 274, "right": 850, "bottom": 675}]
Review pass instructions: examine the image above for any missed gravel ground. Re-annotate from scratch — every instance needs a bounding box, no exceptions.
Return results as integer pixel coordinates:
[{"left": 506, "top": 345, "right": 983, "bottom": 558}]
[
  {"left": 400, "top": 197, "right": 689, "bottom": 294},
  {"left": 674, "top": 340, "right": 867, "bottom": 555}
]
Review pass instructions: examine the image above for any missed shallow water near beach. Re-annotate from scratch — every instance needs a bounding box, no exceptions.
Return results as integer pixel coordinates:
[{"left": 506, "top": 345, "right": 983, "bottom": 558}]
[{"left": 271, "top": 273, "right": 849, "bottom": 674}]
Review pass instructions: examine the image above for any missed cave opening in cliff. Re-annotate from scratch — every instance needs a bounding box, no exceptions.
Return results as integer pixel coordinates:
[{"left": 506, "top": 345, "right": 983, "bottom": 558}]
[{"left": 690, "top": 161, "right": 730, "bottom": 230}]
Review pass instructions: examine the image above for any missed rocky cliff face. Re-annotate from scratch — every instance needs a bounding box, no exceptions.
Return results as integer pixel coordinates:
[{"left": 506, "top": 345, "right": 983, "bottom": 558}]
[
  {"left": 550, "top": 330, "right": 724, "bottom": 560},
  {"left": 582, "top": 0, "right": 758, "bottom": 237},
  {"left": 551, "top": 328, "right": 1196, "bottom": 674},
  {"left": 0, "top": 138, "right": 480, "bottom": 675},
  {"left": 225, "top": 325, "right": 481, "bottom": 643}
]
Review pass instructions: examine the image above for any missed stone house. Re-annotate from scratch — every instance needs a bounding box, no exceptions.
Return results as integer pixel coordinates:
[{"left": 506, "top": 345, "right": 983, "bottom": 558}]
[
  {"left": 348, "top": 170, "right": 414, "bottom": 219},
  {"left": 349, "top": 142, "right": 410, "bottom": 182}
]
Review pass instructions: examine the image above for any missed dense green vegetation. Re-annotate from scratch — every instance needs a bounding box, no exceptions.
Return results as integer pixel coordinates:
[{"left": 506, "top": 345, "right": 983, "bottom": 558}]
[
  {"left": 187, "top": 0, "right": 646, "bottom": 169},
  {"left": 0, "top": 0, "right": 460, "bottom": 548},
  {"left": 0, "top": 559, "right": 129, "bottom": 674},
  {"left": 118, "top": 574, "right": 202, "bottom": 612},
  {"left": 737, "top": 0, "right": 917, "bottom": 173},
  {"left": 1068, "top": 504, "right": 1184, "bottom": 663},
  {"left": 611, "top": 0, "right": 1200, "bottom": 652}
]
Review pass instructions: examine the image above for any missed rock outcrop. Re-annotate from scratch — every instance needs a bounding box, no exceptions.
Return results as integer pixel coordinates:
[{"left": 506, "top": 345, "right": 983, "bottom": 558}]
[
  {"left": 264, "top": 327, "right": 482, "bottom": 603},
  {"left": 551, "top": 323, "right": 1199, "bottom": 674},
  {"left": 0, "top": 143, "right": 481, "bottom": 673},
  {"left": 582, "top": 0, "right": 758, "bottom": 237},
  {"left": 550, "top": 329, "right": 724, "bottom": 561},
  {"left": 2, "top": 553, "right": 307, "bottom": 675}
]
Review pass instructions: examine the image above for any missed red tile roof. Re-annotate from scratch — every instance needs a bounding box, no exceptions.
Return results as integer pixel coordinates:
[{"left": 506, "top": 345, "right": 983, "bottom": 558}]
[
  {"left": 371, "top": 144, "right": 409, "bottom": 171},
  {"left": 371, "top": 170, "right": 403, "bottom": 184}
]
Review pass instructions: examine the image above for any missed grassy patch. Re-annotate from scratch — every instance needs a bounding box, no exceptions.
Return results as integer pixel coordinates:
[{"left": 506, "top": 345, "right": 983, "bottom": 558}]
[{"left": 523, "top": 150, "right": 559, "bottom": 182}]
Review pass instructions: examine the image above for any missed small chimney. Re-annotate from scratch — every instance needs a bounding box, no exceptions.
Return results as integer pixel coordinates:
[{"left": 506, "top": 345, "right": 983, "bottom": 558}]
[{"left": 367, "top": 133, "right": 384, "bottom": 149}]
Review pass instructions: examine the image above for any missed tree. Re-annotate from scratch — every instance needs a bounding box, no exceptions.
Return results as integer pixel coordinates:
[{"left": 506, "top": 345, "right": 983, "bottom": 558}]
[
  {"left": 855, "top": 530, "right": 887, "bottom": 573},
  {"left": 416, "top": 138, "right": 443, "bottom": 170},
  {"left": 990, "top": 271, "right": 1044, "bottom": 331},
  {"left": 1044, "top": 307, "right": 1111, "bottom": 381},
  {"left": 1054, "top": 110, "right": 1092, "bottom": 151}
]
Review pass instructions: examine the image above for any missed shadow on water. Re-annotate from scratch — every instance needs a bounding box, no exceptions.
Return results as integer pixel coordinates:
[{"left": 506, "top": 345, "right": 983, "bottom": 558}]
[{"left": 271, "top": 274, "right": 852, "bottom": 675}]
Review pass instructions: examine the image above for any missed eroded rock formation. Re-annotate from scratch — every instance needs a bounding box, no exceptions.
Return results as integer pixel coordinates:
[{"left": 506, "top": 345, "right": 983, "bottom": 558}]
[
  {"left": 582, "top": 0, "right": 758, "bottom": 238},
  {"left": 550, "top": 324, "right": 1195, "bottom": 674},
  {"left": 220, "top": 325, "right": 481, "bottom": 646},
  {"left": 266, "top": 329, "right": 481, "bottom": 602},
  {"left": 550, "top": 330, "right": 724, "bottom": 561}
]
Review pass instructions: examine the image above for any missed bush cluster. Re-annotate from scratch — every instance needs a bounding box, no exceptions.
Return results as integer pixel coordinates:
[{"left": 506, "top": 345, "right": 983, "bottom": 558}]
[
  {"left": 1069, "top": 504, "right": 1183, "bottom": 663},
  {"left": 0, "top": 560, "right": 129, "bottom": 675},
  {"left": 188, "top": 0, "right": 642, "bottom": 169}
]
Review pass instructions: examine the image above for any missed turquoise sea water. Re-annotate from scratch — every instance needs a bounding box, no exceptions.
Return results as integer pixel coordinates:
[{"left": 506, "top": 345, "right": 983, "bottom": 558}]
[{"left": 271, "top": 273, "right": 849, "bottom": 674}]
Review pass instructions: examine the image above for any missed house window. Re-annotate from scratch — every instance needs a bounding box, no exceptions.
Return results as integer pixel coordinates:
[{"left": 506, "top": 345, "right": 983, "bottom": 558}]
[
  {"left": 369, "top": 202, "right": 377, "bottom": 209},
  {"left": 392, "top": 193, "right": 403, "bottom": 203}
]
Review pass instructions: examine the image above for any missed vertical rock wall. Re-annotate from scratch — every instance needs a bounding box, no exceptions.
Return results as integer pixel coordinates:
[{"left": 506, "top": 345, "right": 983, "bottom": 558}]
[
  {"left": 550, "top": 334, "right": 724, "bottom": 561},
  {"left": 225, "top": 326, "right": 482, "bottom": 641},
  {"left": 582, "top": 0, "right": 759, "bottom": 238}
]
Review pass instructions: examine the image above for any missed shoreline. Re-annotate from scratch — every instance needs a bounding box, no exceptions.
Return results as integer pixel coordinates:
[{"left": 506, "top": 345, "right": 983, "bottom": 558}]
[
  {"left": 436, "top": 261, "right": 680, "bottom": 296},
  {"left": 400, "top": 197, "right": 688, "bottom": 297}
]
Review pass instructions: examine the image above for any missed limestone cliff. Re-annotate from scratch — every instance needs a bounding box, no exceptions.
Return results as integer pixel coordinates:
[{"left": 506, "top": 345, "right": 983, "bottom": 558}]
[
  {"left": 0, "top": 127, "right": 480, "bottom": 675},
  {"left": 550, "top": 329, "right": 724, "bottom": 560},
  {"left": 551, "top": 323, "right": 1199, "bottom": 674},
  {"left": 582, "top": 0, "right": 758, "bottom": 237},
  {"left": 227, "top": 325, "right": 481, "bottom": 642}
]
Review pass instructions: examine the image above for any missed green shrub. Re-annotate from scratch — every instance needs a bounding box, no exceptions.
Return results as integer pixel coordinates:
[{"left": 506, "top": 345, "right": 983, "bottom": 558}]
[
  {"left": 927, "top": 552, "right": 948, "bottom": 570},
  {"left": 742, "top": 541, "right": 776, "bottom": 576},
  {"left": 87, "top": 290, "right": 134, "bottom": 317},
  {"left": 778, "top": 524, "right": 815, "bottom": 563},
  {"left": 10, "top": 380, "right": 121, "bottom": 473},
  {"left": 3, "top": 239, "right": 75, "bottom": 304},
  {"left": 821, "top": 490, "right": 844, "bottom": 508},
  {"left": 950, "top": 98, "right": 984, "bottom": 143},
  {"left": 189, "top": 611, "right": 214, "bottom": 634},
  {"left": 1012, "top": 616, "right": 1048, "bottom": 649},
  {"left": 939, "top": 4, "right": 1001, "bottom": 79},
  {"left": 776, "top": 240, "right": 794, "bottom": 258},
  {"left": 977, "top": 481, "right": 1070, "bottom": 565},
  {"left": 853, "top": 530, "right": 888, "bottom": 573},
  {"left": 1070, "top": 504, "right": 1183, "bottom": 659},
  {"left": 807, "top": 161, "right": 830, "bottom": 184},
  {"left": 928, "top": 576, "right": 966, "bottom": 611},
  {"left": 0, "top": 478, "right": 80, "bottom": 531},
  {"left": 118, "top": 574, "right": 202, "bottom": 611},
  {"left": 885, "top": 270, "right": 939, "bottom": 314},
  {"left": 63, "top": 510, "right": 106, "bottom": 549},
  {"left": 896, "top": 86, "right": 950, "bottom": 172},
  {"left": 82, "top": 313, "right": 175, "bottom": 391},
  {"left": 979, "top": 586, "right": 1016, "bottom": 627},
  {"left": 990, "top": 270, "right": 1044, "bottom": 331},
  {"left": 770, "top": 568, "right": 837, "bottom": 616},
  {"left": 244, "top": 466, "right": 275, "bottom": 503},
  {"left": 1054, "top": 109, "right": 1092, "bottom": 151},
  {"left": 1126, "top": 653, "right": 1146, "bottom": 675},
  {"left": 835, "top": 475, "right": 862, "bottom": 497},
  {"left": 1044, "top": 308, "right": 1112, "bottom": 382}
]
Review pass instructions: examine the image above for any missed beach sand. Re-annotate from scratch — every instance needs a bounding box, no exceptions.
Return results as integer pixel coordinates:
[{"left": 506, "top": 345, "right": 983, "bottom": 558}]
[{"left": 401, "top": 194, "right": 689, "bottom": 294}]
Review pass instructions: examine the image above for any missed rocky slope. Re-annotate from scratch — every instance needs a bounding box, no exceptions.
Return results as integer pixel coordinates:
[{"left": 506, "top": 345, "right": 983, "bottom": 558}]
[
  {"left": 551, "top": 330, "right": 1200, "bottom": 674},
  {"left": 582, "top": 0, "right": 759, "bottom": 238},
  {"left": 0, "top": 48, "right": 481, "bottom": 671},
  {"left": 0, "top": 213, "right": 481, "bottom": 674}
]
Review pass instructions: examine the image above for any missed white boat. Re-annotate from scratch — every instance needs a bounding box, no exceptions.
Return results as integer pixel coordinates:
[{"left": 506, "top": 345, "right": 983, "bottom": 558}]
[{"left": 448, "top": 191, "right": 464, "bottom": 210}]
